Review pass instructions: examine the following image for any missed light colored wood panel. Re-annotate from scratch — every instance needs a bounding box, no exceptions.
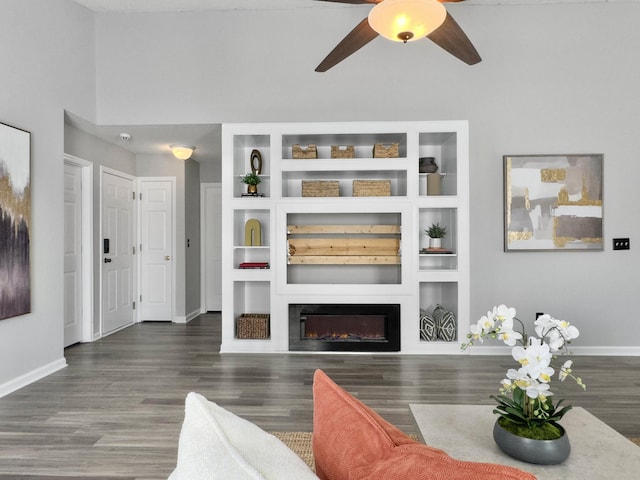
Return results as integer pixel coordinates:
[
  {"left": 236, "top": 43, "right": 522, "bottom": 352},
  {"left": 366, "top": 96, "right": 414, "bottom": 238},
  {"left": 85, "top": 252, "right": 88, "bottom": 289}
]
[
  {"left": 288, "top": 238, "right": 399, "bottom": 257},
  {"left": 287, "top": 224, "right": 400, "bottom": 234},
  {"left": 287, "top": 255, "right": 401, "bottom": 265}
]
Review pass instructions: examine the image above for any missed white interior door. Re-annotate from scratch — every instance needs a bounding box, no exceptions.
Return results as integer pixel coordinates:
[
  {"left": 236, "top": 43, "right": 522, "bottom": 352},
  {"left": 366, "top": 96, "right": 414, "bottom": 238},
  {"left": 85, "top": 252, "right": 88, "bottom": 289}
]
[
  {"left": 203, "top": 184, "right": 222, "bottom": 311},
  {"left": 102, "top": 170, "right": 135, "bottom": 334},
  {"left": 63, "top": 163, "right": 82, "bottom": 346},
  {"left": 140, "top": 179, "right": 174, "bottom": 321}
]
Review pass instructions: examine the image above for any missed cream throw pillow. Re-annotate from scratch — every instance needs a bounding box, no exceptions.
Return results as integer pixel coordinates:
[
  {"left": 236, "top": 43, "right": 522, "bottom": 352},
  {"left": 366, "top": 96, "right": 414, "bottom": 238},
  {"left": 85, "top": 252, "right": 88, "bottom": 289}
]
[{"left": 169, "top": 392, "right": 319, "bottom": 480}]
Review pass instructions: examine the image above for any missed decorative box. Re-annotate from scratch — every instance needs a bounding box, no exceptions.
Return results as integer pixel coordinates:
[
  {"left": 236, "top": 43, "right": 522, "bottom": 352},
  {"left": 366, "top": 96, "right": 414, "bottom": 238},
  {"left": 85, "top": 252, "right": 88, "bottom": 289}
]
[
  {"left": 373, "top": 143, "right": 399, "bottom": 158},
  {"left": 236, "top": 313, "right": 270, "bottom": 339},
  {"left": 331, "top": 145, "right": 355, "bottom": 159},
  {"left": 302, "top": 180, "right": 340, "bottom": 197},
  {"left": 292, "top": 144, "right": 317, "bottom": 159},
  {"left": 352, "top": 180, "right": 391, "bottom": 197}
]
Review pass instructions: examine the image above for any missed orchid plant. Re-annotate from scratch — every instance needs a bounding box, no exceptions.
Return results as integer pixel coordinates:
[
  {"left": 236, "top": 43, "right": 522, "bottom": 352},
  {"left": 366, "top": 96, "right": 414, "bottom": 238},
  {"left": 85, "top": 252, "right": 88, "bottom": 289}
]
[{"left": 461, "top": 305, "right": 586, "bottom": 439}]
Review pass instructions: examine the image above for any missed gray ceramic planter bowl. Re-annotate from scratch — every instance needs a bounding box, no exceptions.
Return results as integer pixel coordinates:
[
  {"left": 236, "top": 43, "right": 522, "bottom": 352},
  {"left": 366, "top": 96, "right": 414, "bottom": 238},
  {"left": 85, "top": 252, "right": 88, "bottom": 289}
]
[{"left": 493, "top": 420, "right": 571, "bottom": 465}]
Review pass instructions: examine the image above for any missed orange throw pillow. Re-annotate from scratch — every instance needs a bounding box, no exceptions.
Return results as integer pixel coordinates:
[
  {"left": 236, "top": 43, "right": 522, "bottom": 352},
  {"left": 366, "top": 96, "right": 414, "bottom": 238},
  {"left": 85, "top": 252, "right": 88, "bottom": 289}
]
[{"left": 312, "top": 369, "right": 536, "bottom": 480}]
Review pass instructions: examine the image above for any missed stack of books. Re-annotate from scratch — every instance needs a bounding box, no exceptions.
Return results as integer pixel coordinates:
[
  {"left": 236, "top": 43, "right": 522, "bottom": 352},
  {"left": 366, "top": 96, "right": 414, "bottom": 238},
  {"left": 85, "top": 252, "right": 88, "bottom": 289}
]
[{"left": 238, "top": 262, "right": 270, "bottom": 269}]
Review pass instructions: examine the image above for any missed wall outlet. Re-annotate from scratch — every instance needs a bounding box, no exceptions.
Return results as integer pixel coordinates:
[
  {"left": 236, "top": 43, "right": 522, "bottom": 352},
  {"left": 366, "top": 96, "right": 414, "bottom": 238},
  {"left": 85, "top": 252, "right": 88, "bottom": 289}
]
[{"left": 613, "top": 238, "right": 630, "bottom": 250}]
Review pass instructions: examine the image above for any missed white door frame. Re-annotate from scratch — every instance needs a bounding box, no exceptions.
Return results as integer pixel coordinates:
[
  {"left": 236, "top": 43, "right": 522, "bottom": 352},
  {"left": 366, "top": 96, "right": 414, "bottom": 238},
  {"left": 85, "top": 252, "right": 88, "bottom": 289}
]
[
  {"left": 137, "top": 177, "right": 177, "bottom": 323},
  {"left": 201, "top": 183, "right": 222, "bottom": 313},
  {"left": 99, "top": 166, "right": 138, "bottom": 336},
  {"left": 63, "top": 154, "right": 94, "bottom": 343}
]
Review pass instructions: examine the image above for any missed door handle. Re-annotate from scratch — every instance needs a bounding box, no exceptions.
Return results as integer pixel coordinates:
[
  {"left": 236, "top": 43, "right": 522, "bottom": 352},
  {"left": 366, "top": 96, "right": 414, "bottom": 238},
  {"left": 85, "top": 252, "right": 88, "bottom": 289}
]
[
  {"left": 104, "top": 258, "right": 112, "bottom": 263},
  {"left": 164, "top": 256, "right": 171, "bottom": 261}
]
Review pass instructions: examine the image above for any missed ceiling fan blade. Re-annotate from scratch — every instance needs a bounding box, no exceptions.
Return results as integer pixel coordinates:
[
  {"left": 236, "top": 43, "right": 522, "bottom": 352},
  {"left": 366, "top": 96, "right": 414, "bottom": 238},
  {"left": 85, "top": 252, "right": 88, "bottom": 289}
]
[
  {"left": 316, "top": 17, "right": 379, "bottom": 72},
  {"left": 427, "top": 12, "right": 481, "bottom": 65}
]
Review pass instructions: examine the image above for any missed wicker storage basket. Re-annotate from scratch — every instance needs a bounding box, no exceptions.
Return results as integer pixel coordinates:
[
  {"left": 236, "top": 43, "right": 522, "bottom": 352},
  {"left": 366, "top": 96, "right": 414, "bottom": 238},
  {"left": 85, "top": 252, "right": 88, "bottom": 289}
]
[
  {"left": 373, "top": 143, "right": 399, "bottom": 158},
  {"left": 236, "top": 313, "right": 270, "bottom": 339},
  {"left": 292, "top": 144, "right": 317, "bottom": 159},
  {"left": 302, "top": 180, "right": 340, "bottom": 197},
  {"left": 352, "top": 180, "right": 391, "bottom": 197},
  {"left": 331, "top": 145, "right": 355, "bottom": 159}
]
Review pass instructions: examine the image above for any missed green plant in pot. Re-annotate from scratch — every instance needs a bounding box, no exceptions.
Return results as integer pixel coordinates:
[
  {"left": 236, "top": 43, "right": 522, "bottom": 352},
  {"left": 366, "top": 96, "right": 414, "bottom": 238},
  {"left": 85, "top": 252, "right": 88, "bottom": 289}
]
[
  {"left": 461, "top": 305, "right": 586, "bottom": 464},
  {"left": 425, "top": 222, "right": 447, "bottom": 249},
  {"left": 241, "top": 172, "right": 261, "bottom": 194}
]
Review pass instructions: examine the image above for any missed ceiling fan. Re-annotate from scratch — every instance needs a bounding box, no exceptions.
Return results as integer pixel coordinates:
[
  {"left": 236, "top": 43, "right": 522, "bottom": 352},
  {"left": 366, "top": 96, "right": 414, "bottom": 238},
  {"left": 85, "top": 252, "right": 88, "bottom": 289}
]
[{"left": 314, "top": 0, "right": 481, "bottom": 72}]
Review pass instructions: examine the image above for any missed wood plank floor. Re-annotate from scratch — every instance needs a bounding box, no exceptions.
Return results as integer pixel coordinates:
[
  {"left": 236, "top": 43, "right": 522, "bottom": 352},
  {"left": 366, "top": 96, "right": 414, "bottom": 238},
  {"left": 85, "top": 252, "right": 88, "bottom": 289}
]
[{"left": 0, "top": 312, "right": 639, "bottom": 479}]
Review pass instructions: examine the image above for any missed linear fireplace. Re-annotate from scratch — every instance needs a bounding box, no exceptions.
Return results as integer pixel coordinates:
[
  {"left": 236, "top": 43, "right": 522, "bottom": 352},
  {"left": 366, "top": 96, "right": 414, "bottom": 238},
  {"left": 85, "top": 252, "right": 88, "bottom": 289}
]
[{"left": 289, "top": 304, "right": 400, "bottom": 352}]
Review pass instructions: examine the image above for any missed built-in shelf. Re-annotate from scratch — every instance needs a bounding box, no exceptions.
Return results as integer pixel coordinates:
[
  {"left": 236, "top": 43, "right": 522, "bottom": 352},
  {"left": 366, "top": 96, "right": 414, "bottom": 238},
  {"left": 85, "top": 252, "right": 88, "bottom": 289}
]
[{"left": 221, "top": 121, "right": 469, "bottom": 354}]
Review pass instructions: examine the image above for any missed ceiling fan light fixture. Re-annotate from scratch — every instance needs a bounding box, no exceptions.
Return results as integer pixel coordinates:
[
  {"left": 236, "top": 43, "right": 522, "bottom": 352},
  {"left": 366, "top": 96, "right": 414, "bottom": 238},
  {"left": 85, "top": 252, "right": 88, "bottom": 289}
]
[
  {"left": 368, "top": 0, "right": 447, "bottom": 43},
  {"left": 170, "top": 144, "right": 196, "bottom": 160}
]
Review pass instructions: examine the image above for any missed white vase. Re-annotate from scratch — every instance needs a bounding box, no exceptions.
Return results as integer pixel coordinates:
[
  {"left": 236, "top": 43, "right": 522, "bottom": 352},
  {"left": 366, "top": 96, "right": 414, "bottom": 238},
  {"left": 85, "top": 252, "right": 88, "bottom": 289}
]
[{"left": 429, "top": 238, "right": 442, "bottom": 249}]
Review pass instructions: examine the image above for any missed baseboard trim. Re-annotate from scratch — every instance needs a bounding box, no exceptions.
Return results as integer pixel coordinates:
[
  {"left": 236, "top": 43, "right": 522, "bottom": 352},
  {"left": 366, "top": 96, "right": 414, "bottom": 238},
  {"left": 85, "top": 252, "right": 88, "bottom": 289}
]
[
  {"left": 468, "top": 346, "right": 640, "bottom": 356},
  {"left": 174, "top": 309, "right": 201, "bottom": 324},
  {"left": 0, "top": 358, "right": 67, "bottom": 398}
]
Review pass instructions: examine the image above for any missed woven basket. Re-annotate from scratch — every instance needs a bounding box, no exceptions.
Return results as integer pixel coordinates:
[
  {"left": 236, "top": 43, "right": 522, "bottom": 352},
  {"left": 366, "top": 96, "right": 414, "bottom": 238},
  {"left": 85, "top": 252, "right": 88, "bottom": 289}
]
[
  {"left": 292, "top": 144, "right": 317, "bottom": 159},
  {"left": 331, "top": 145, "right": 355, "bottom": 159},
  {"left": 373, "top": 143, "right": 399, "bottom": 158},
  {"left": 352, "top": 180, "right": 391, "bottom": 197},
  {"left": 302, "top": 180, "right": 340, "bottom": 197},
  {"left": 236, "top": 313, "right": 270, "bottom": 339}
]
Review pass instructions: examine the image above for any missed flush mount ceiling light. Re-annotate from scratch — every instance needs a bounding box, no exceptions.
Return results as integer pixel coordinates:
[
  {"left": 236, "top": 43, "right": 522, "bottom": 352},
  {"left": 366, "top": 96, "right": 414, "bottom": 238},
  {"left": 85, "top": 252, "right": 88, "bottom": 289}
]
[
  {"left": 314, "top": 0, "right": 481, "bottom": 73},
  {"left": 368, "top": 0, "right": 446, "bottom": 43},
  {"left": 170, "top": 144, "right": 196, "bottom": 160}
]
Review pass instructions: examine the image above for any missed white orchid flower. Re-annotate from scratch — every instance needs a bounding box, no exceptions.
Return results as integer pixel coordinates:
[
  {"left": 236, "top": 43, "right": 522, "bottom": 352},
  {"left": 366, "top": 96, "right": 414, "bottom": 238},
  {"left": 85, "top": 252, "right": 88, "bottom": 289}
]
[
  {"left": 559, "top": 360, "right": 573, "bottom": 381},
  {"left": 526, "top": 380, "right": 554, "bottom": 400},
  {"left": 493, "top": 304, "right": 516, "bottom": 324},
  {"left": 497, "top": 323, "right": 522, "bottom": 346}
]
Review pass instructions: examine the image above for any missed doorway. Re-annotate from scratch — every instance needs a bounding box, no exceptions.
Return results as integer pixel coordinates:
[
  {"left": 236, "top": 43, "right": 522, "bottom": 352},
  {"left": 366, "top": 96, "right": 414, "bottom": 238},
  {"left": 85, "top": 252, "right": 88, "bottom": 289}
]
[
  {"left": 138, "top": 178, "right": 175, "bottom": 321},
  {"left": 63, "top": 155, "right": 93, "bottom": 346},
  {"left": 101, "top": 168, "right": 135, "bottom": 335}
]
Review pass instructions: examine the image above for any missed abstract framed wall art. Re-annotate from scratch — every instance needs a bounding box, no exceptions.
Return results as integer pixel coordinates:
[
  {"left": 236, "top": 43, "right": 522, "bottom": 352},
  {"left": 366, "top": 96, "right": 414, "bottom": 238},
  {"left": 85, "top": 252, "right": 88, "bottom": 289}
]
[
  {"left": 0, "top": 122, "right": 31, "bottom": 320},
  {"left": 504, "top": 154, "right": 603, "bottom": 252}
]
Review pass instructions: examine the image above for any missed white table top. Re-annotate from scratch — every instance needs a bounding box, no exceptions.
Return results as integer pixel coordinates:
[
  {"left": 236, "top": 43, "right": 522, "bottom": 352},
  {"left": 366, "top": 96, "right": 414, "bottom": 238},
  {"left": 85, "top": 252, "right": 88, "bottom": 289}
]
[{"left": 409, "top": 404, "right": 640, "bottom": 480}]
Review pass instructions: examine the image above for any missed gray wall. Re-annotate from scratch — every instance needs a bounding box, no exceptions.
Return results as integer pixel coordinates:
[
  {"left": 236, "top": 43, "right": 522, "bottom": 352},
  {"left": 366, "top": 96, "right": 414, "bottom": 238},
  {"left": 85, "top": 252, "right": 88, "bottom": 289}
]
[
  {"left": 64, "top": 124, "right": 137, "bottom": 337},
  {"left": 92, "top": 3, "right": 640, "bottom": 348},
  {"left": 0, "top": 0, "right": 96, "bottom": 389}
]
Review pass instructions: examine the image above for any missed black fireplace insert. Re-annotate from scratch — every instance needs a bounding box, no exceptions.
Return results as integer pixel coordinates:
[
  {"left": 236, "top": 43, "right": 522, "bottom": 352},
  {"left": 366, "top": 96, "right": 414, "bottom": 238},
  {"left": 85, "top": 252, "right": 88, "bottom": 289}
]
[{"left": 289, "top": 303, "right": 400, "bottom": 352}]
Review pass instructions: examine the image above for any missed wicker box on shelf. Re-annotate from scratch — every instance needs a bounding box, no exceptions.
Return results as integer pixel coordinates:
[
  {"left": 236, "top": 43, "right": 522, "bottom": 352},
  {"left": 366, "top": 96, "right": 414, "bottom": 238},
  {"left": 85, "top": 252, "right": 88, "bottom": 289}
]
[
  {"left": 373, "top": 143, "right": 399, "bottom": 158},
  {"left": 292, "top": 144, "right": 317, "bottom": 159},
  {"left": 236, "top": 313, "right": 270, "bottom": 339},
  {"left": 331, "top": 145, "right": 355, "bottom": 159},
  {"left": 352, "top": 180, "right": 391, "bottom": 197},
  {"left": 302, "top": 180, "right": 340, "bottom": 197}
]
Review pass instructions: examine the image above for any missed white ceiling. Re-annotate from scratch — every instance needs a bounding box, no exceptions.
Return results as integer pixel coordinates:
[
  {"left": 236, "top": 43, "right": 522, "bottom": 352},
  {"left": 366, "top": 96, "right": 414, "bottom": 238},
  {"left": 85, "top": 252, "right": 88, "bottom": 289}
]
[{"left": 72, "top": 0, "right": 631, "bottom": 13}]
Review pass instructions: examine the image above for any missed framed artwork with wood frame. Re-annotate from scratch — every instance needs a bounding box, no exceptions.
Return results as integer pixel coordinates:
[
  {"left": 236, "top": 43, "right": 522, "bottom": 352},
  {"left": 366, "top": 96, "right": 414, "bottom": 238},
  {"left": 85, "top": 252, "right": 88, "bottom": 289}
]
[
  {"left": 0, "top": 121, "right": 31, "bottom": 319},
  {"left": 504, "top": 154, "right": 603, "bottom": 252}
]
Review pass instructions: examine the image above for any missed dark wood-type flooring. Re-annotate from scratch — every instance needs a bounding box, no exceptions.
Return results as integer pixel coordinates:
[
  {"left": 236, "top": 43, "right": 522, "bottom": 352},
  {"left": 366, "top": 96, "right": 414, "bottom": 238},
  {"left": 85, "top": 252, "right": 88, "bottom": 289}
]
[{"left": 0, "top": 313, "right": 639, "bottom": 479}]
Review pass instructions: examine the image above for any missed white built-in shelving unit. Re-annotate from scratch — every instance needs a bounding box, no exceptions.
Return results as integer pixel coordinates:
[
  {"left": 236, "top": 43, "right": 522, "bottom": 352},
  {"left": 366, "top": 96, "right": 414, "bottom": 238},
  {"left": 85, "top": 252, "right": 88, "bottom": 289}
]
[{"left": 221, "top": 121, "right": 469, "bottom": 354}]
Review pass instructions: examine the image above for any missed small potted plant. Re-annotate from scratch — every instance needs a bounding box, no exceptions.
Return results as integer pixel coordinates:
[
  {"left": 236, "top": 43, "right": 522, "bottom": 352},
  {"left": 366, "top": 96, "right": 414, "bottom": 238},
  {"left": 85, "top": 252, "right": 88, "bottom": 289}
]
[
  {"left": 425, "top": 222, "right": 447, "bottom": 249},
  {"left": 241, "top": 172, "right": 261, "bottom": 194}
]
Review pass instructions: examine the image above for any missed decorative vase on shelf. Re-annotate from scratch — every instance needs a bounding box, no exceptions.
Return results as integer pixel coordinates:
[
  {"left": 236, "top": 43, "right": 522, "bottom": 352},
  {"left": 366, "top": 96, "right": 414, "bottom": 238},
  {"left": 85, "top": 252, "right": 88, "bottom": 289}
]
[
  {"left": 429, "top": 238, "right": 442, "bottom": 249},
  {"left": 427, "top": 173, "right": 442, "bottom": 195},
  {"left": 493, "top": 419, "right": 571, "bottom": 465},
  {"left": 247, "top": 184, "right": 257, "bottom": 194},
  {"left": 419, "top": 157, "right": 438, "bottom": 173}
]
